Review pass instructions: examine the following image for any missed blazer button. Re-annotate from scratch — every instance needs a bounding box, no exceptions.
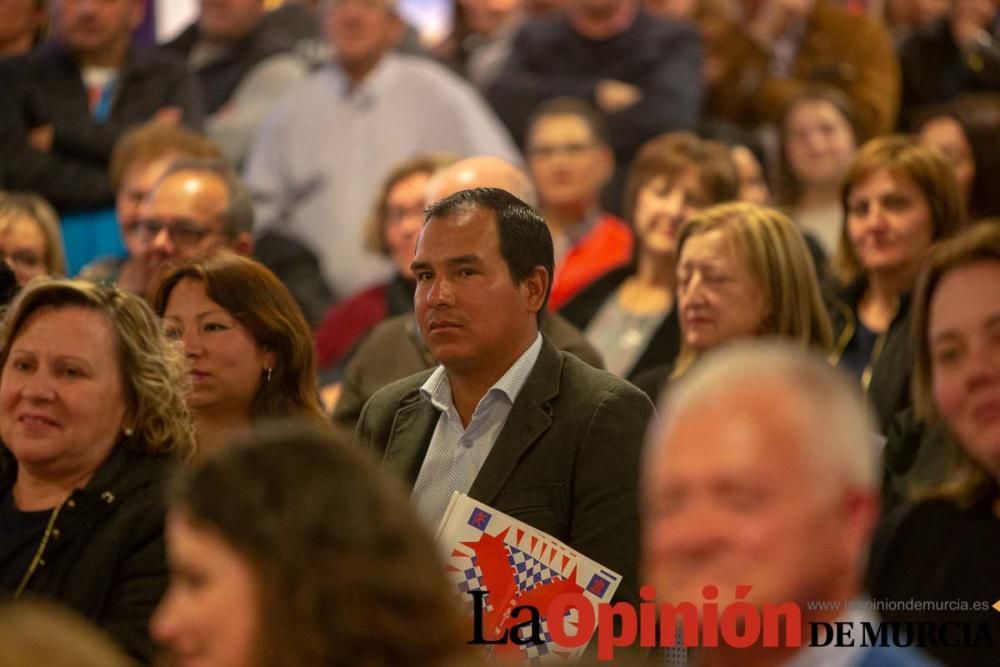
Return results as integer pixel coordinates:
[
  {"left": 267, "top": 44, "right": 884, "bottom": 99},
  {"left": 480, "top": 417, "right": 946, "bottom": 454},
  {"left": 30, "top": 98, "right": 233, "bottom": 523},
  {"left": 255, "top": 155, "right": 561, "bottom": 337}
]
[
  {"left": 52, "top": 528, "right": 61, "bottom": 540},
  {"left": 66, "top": 499, "right": 76, "bottom": 509}
]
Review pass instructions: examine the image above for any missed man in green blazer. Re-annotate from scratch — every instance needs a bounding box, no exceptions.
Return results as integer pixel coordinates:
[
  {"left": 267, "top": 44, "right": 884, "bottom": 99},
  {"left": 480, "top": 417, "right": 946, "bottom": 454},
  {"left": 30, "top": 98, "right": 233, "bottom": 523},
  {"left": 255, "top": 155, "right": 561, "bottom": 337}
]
[{"left": 356, "top": 187, "right": 653, "bottom": 608}]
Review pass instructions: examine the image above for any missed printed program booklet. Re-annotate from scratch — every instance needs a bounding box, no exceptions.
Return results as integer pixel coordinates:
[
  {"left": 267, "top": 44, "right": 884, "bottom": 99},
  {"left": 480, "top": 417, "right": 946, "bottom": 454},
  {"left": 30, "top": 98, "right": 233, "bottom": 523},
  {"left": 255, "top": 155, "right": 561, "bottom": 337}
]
[{"left": 436, "top": 492, "right": 622, "bottom": 664}]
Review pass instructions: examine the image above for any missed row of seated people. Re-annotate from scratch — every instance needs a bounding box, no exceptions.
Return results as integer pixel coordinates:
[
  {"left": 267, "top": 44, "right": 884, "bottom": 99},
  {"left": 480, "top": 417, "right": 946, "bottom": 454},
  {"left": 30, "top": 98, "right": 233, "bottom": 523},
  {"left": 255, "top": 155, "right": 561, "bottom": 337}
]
[
  {"left": 2, "top": 0, "right": 997, "bottom": 308},
  {"left": 0, "top": 209, "right": 997, "bottom": 665}
]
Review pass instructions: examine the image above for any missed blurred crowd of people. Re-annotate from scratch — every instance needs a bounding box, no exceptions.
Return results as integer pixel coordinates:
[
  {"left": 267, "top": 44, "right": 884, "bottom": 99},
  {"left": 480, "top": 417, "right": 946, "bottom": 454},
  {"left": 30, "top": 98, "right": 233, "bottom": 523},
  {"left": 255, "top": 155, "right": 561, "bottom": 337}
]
[{"left": 0, "top": 0, "right": 998, "bottom": 665}]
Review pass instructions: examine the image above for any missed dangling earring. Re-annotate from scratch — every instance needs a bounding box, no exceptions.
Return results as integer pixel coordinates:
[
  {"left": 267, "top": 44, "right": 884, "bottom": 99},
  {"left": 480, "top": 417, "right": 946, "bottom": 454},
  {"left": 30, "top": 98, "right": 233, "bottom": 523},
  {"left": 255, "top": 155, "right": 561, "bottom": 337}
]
[
  {"left": 123, "top": 427, "right": 134, "bottom": 437},
  {"left": 265, "top": 367, "right": 273, "bottom": 383}
]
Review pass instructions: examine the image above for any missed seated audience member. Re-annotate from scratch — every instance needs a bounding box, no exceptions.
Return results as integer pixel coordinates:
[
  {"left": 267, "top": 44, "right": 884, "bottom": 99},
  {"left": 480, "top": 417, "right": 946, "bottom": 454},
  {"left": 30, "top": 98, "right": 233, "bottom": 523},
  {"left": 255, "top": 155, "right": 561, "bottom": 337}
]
[
  {"left": 435, "top": 0, "right": 524, "bottom": 88},
  {"left": 899, "top": 0, "right": 1000, "bottom": 130},
  {"left": 79, "top": 122, "right": 222, "bottom": 293},
  {"left": 917, "top": 93, "right": 1000, "bottom": 221},
  {"left": 245, "top": 0, "right": 519, "bottom": 302},
  {"left": 489, "top": 0, "right": 702, "bottom": 199},
  {"left": 0, "top": 0, "right": 203, "bottom": 271},
  {"left": 137, "top": 159, "right": 253, "bottom": 280},
  {"left": 330, "top": 156, "right": 601, "bottom": 430},
  {"left": 0, "top": 599, "right": 134, "bottom": 667},
  {"left": 152, "top": 251, "right": 328, "bottom": 457},
  {"left": 315, "top": 154, "right": 454, "bottom": 375},
  {"left": 777, "top": 87, "right": 861, "bottom": 260},
  {"left": 0, "top": 0, "right": 47, "bottom": 57},
  {"left": 560, "top": 132, "right": 739, "bottom": 381},
  {"left": 829, "top": 136, "right": 964, "bottom": 432},
  {"left": 0, "top": 192, "right": 66, "bottom": 287},
  {"left": 0, "top": 279, "right": 194, "bottom": 661},
  {"left": 645, "top": 342, "right": 937, "bottom": 667},
  {"left": 706, "top": 0, "right": 899, "bottom": 138},
  {"left": 868, "top": 223, "right": 1000, "bottom": 667},
  {"left": 164, "top": 0, "right": 309, "bottom": 166},
  {"left": 526, "top": 98, "right": 632, "bottom": 310},
  {"left": 356, "top": 188, "right": 652, "bottom": 608},
  {"left": 152, "top": 423, "right": 469, "bottom": 667},
  {"left": 633, "top": 202, "right": 832, "bottom": 401}
]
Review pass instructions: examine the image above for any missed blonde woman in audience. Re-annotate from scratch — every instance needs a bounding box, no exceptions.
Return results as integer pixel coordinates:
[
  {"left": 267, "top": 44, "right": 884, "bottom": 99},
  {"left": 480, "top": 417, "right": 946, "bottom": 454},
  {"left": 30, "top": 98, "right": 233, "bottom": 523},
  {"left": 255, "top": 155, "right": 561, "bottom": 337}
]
[
  {"left": 0, "top": 279, "right": 194, "bottom": 662},
  {"left": 0, "top": 192, "right": 65, "bottom": 287},
  {"left": 828, "top": 135, "right": 964, "bottom": 432},
  {"left": 0, "top": 599, "right": 134, "bottom": 667},
  {"left": 633, "top": 202, "right": 833, "bottom": 400},
  {"left": 152, "top": 423, "right": 470, "bottom": 667},
  {"left": 867, "top": 223, "right": 1000, "bottom": 667},
  {"left": 152, "top": 251, "right": 328, "bottom": 456}
]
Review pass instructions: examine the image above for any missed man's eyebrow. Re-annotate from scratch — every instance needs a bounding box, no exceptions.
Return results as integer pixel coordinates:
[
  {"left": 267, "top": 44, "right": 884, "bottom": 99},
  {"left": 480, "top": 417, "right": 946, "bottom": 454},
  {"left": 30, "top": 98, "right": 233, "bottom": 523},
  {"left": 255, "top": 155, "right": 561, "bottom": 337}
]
[{"left": 445, "top": 255, "right": 484, "bottom": 266}]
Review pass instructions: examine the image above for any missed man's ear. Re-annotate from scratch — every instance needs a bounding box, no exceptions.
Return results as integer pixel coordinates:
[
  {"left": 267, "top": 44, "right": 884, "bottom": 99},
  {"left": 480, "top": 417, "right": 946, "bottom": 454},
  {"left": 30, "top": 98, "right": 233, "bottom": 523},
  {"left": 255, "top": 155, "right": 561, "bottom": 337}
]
[
  {"left": 597, "top": 144, "right": 616, "bottom": 184},
  {"left": 521, "top": 266, "right": 549, "bottom": 314},
  {"left": 231, "top": 233, "right": 255, "bottom": 257}
]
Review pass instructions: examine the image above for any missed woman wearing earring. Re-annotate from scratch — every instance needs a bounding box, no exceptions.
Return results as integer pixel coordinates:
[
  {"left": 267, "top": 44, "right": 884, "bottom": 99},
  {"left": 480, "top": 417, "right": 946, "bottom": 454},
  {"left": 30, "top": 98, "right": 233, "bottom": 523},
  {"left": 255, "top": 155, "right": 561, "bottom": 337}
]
[
  {"left": 152, "top": 251, "right": 328, "bottom": 455},
  {"left": 0, "top": 278, "right": 193, "bottom": 661}
]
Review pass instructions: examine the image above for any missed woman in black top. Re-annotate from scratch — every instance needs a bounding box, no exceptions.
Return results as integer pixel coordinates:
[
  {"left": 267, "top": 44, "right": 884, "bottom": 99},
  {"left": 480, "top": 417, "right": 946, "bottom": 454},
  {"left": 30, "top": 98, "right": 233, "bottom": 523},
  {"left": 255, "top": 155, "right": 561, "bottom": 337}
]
[
  {"left": 828, "top": 136, "right": 964, "bottom": 432},
  {"left": 867, "top": 224, "right": 1000, "bottom": 667},
  {"left": 0, "top": 279, "right": 194, "bottom": 661}
]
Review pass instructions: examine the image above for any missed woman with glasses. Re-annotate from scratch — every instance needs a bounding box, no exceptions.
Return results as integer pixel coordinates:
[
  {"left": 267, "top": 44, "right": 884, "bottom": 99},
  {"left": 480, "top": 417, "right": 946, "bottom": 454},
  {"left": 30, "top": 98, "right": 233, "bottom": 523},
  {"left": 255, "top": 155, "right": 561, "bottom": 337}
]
[
  {"left": 153, "top": 251, "right": 328, "bottom": 457},
  {"left": 0, "top": 192, "right": 65, "bottom": 287},
  {"left": 314, "top": 154, "right": 453, "bottom": 376}
]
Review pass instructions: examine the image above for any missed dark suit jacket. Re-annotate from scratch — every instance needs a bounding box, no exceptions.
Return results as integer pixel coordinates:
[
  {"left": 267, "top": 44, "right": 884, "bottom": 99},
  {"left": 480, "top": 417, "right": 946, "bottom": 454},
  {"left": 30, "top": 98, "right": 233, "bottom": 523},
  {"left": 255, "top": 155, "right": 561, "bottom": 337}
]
[
  {"left": 0, "top": 43, "right": 203, "bottom": 211},
  {"left": 356, "top": 336, "right": 653, "bottom": 607}
]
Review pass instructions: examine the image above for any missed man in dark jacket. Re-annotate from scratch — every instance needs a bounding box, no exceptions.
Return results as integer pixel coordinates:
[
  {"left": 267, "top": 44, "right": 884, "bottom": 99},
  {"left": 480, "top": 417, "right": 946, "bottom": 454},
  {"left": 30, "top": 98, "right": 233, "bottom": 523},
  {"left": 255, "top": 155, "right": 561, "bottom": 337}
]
[
  {"left": 356, "top": 188, "right": 652, "bottom": 609},
  {"left": 164, "top": 0, "right": 308, "bottom": 166},
  {"left": 486, "top": 0, "right": 703, "bottom": 209},
  {"left": 0, "top": 0, "right": 203, "bottom": 213}
]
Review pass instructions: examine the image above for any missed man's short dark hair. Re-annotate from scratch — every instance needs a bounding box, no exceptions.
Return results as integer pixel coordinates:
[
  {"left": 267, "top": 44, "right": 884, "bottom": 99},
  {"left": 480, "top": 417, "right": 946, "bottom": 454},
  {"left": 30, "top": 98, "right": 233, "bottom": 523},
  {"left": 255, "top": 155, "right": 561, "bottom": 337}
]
[{"left": 424, "top": 187, "right": 554, "bottom": 316}]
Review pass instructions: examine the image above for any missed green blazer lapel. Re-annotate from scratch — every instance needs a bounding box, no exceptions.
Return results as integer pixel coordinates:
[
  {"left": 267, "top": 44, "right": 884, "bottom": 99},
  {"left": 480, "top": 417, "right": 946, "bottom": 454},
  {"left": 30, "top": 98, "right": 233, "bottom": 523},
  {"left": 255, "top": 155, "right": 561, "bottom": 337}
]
[
  {"left": 469, "top": 337, "right": 564, "bottom": 505},
  {"left": 383, "top": 393, "right": 439, "bottom": 487}
]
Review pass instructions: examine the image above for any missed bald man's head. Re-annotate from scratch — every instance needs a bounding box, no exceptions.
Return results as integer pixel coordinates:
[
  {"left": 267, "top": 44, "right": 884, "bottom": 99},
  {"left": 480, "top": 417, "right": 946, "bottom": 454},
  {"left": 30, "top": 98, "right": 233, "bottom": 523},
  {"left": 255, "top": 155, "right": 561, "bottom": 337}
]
[{"left": 426, "top": 156, "right": 538, "bottom": 208}]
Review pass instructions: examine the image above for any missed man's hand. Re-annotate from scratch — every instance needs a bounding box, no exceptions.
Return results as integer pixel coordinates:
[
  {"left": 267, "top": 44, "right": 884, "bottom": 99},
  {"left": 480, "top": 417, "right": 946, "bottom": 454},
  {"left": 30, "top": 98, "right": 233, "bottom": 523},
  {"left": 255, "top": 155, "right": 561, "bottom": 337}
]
[
  {"left": 27, "top": 124, "right": 54, "bottom": 152},
  {"left": 596, "top": 79, "right": 642, "bottom": 113}
]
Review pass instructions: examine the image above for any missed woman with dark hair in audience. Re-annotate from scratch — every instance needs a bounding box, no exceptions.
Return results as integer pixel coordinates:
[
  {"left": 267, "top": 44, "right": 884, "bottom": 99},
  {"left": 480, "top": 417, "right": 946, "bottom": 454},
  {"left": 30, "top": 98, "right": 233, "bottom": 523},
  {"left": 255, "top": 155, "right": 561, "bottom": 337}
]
[
  {"left": 868, "top": 223, "right": 1000, "bottom": 667},
  {"left": 153, "top": 251, "right": 327, "bottom": 456},
  {"left": 0, "top": 192, "right": 66, "bottom": 286},
  {"left": 0, "top": 279, "right": 194, "bottom": 661},
  {"left": 917, "top": 93, "right": 1000, "bottom": 221},
  {"left": 777, "top": 87, "right": 863, "bottom": 261},
  {"left": 828, "top": 136, "right": 964, "bottom": 432},
  {"left": 314, "top": 154, "right": 454, "bottom": 376},
  {"left": 559, "top": 132, "right": 739, "bottom": 381},
  {"left": 634, "top": 202, "right": 833, "bottom": 400},
  {"left": 152, "top": 423, "right": 470, "bottom": 667}
]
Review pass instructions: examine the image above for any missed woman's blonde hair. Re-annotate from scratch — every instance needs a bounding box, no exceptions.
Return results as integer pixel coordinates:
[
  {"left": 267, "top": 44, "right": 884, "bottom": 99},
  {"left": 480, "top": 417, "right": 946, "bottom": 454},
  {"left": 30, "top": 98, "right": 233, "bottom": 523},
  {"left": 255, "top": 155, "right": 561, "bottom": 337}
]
[
  {"left": 0, "top": 599, "right": 134, "bottom": 667},
  {"left": 906, "top": 222, "right": 1000, "bottom": 504},
  {"left": 0, "top": 191, "right": 67, "bottom": 277},
  {"left": 0, "top": 279, "right": 195, "bottom": 459},
  {"left": 673, "top": 203, "right": 834, "bottom": 377},
  {"left": 834, "top": 136, "right": 965, "bottom": 285}
]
